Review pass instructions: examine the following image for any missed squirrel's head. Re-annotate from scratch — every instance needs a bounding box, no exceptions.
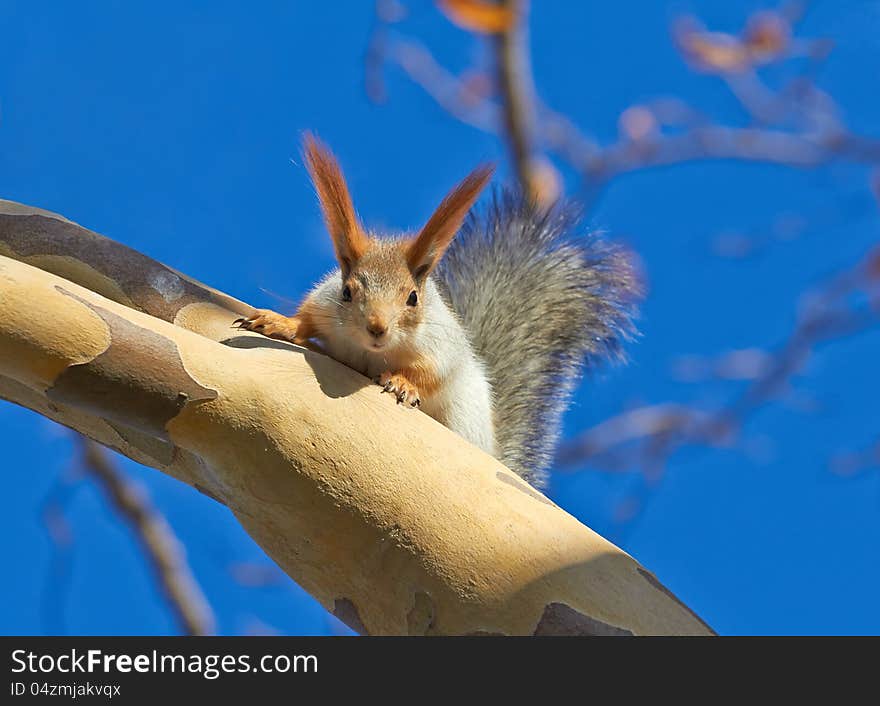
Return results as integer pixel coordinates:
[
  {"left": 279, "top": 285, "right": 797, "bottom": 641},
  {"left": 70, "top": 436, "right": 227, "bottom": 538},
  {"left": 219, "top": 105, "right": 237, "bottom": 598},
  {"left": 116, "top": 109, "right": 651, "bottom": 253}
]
[{"left": 303, "top": 134, "right": 493, "bottom": 352}]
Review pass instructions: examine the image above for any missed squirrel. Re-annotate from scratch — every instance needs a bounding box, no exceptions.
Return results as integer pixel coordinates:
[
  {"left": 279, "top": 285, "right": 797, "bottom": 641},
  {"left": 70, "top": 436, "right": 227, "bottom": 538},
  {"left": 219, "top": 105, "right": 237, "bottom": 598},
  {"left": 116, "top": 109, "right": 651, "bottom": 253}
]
[{"left": 235, "top": 135, "right": 640, "bottom": 488}]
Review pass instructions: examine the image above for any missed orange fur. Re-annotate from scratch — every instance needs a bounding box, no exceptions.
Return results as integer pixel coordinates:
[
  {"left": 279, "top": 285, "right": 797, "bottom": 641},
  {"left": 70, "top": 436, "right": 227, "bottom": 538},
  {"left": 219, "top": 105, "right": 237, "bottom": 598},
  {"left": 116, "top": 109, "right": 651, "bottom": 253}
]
[
  {"left": 378, "top": 371, "right": 421, "bottom": 406},
  {"left": 235, "top": 298, "right": 319, "bottom": 347},
  {"left": 398, "top": 358, "right": 443, "bottom": 397},
  {"left": 235, "top": 310, "right": 301, "bottom": 341},
  {"left": 406, "top": 164, "right": 494, "bottom": 277},
  {"left": 293, "top": 299, "right": 318, "bottom": 342},
  {"left": 303, "top": 134, "right": 370, "bottom": 272},
  {"left": 244, "top": 143, "right": 490, "bottom": 422}
]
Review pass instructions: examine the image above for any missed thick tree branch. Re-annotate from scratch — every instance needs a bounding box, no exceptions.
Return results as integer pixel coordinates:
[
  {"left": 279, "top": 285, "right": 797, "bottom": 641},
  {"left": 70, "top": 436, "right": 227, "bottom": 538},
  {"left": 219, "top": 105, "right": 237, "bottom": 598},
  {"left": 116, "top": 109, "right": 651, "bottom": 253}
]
[{"left": 0, "top": 200, "right": 712, "bottom": 635}]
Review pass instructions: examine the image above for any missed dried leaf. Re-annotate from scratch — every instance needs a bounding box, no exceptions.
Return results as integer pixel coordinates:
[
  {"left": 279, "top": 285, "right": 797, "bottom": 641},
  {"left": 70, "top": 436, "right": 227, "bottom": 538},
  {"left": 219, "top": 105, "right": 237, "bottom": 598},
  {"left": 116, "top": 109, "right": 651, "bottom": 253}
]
[{"left": 437, "top": 0, "right": 516, "bottom": 35}]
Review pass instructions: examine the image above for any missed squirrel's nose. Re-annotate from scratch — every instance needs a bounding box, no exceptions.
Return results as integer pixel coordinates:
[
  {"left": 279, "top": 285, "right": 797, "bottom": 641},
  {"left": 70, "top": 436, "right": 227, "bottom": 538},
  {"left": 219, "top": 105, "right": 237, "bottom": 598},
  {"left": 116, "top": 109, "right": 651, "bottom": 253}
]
[{"left": 366, "top": 319, "right": 388, "bottom": 338}]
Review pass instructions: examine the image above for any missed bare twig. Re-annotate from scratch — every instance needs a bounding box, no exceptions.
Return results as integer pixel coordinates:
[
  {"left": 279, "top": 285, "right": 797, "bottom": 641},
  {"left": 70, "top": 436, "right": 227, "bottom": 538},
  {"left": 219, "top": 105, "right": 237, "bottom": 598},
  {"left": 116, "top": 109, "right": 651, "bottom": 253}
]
[
  {"left": 370, "top": 4, "right": 880, "bottom": 190},
  {"left": 79, "top": 438, "right": 216, "bottom": 636},
  {"left": 381, "top": 34, "right": 499, "bottom": 132},
  {"left": 40, "top": 461, "right": 83, "bottom": 634},
  {"left": 494, "top": 0, "right": 542, "bottom": 200},
  {"left": 558, "top": 245, "right": 880, "bottom": 473}
]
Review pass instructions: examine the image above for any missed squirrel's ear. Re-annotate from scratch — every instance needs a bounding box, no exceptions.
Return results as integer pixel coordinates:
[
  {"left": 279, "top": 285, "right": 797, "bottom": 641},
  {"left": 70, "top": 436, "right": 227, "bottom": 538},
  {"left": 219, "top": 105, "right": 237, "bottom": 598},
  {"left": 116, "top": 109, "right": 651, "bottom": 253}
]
[
  {"left": 407, "top": 163, "right": 494, "bottom": 280},
  {"left": 303, "top": 133, "right": 369, "bottom": 275}
]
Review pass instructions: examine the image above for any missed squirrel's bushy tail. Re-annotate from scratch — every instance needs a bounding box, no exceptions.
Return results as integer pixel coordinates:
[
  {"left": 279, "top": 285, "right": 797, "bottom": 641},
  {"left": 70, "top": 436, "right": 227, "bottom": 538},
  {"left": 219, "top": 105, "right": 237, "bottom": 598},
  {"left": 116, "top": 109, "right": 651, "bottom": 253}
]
[{"left": 436, "top": 191, "right": 641, "bottom": 488}]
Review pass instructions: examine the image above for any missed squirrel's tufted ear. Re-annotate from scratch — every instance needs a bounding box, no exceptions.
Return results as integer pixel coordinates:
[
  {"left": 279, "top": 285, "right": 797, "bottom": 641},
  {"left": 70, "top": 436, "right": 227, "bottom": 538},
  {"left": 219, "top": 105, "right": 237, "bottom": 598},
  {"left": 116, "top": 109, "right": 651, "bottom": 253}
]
[
  {"left": 303, "top": 133, "right": 369, "bottom": 275},
  {"left": 407, "top": 164, "right": 494, "bottom": 280}
]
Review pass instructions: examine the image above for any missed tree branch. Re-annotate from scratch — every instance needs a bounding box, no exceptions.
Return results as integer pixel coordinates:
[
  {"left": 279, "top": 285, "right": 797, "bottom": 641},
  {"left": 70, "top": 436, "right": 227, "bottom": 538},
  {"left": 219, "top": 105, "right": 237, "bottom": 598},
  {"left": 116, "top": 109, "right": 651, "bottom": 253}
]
[
  {"left": 558, "top": 244, "right": 880, "bottom": 473},
  {"left": 494, "top": 0, "right": 541, "bottom": 199},
  {"left": 79, "top": 437, "right": 215, "bottom": 635},
  {"left": 372, "top": 4, "right": 880, "bottom": 189},
  {"left": 0, "top": 199, "right": 712, "bottom": 635}
]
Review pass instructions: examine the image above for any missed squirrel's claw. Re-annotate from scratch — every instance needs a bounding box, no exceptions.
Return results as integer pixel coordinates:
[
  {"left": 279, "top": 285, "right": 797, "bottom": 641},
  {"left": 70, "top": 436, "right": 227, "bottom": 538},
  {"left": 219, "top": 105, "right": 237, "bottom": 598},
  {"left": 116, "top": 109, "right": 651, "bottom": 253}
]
[
  {"left": 376, "top": 371, "right": 420, "bottom": 408},
  {"left": 234, "top": 310, "right": 301, "bottom": 342}
]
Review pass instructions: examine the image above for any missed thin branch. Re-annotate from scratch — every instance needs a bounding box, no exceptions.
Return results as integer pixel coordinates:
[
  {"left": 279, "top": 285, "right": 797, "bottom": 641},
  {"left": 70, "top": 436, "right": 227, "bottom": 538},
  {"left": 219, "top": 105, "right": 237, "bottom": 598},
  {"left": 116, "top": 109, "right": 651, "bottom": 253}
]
[
  {"left": 558, "top": 245, "right": 880, "bottom": 473},
  {"left": 556, "top": 124, "right": 880, "bottom": 181},
  {"left": 384, "top": 34, "right": 499, "bottom": 131},
  {"left": 370, "top": 4, "right": 880, "bottom": 190},
  {"left": 494, "top": 0, "right": 541, "bottom": 199},
  {"left": 79, "top": 438, "right": 216, "bottom": 636},
  {"left": 40, "top": 462, "right": 83, "bottom": 634}
]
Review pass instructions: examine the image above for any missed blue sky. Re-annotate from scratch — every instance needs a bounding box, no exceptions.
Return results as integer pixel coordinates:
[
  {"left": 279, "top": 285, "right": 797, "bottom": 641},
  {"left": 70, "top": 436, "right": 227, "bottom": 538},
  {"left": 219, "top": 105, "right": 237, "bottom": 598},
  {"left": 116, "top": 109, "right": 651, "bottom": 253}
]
[{"left": 1, "top": 1, "right": 879, "bottom": 635}]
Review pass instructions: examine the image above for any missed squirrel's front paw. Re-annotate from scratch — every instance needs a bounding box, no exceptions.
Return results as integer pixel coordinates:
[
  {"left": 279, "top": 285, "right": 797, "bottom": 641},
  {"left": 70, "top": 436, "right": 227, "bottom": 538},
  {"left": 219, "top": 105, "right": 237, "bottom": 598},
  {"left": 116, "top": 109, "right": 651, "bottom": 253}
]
[
  {"left": 233, "top": 310, "right": 302, "bottom": 342},
  {"left": 376, "top": 371, "right": 421, "bottom": 407}
]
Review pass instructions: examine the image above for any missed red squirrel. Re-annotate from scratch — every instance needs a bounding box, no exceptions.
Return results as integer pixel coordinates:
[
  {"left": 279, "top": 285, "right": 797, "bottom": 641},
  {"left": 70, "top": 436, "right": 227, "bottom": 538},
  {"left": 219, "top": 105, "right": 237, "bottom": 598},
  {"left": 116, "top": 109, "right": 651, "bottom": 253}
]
[{"left": 236, "top": 135, "right": 639, "bottom": 487}]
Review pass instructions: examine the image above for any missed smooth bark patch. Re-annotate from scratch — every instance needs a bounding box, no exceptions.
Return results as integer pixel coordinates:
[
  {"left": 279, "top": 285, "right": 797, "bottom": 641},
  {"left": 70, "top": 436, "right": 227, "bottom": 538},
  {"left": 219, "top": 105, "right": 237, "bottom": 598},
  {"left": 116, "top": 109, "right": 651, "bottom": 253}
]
[{"left": 48, "top": 288, "right": 217, "bottom": 440}]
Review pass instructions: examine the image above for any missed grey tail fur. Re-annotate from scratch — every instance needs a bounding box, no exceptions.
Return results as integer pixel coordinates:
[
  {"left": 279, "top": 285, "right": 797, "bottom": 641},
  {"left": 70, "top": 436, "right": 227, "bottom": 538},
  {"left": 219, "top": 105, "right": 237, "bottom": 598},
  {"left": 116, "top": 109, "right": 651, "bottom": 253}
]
[{"left": 435, "top": 190, "right": 641, "bottom": 488}]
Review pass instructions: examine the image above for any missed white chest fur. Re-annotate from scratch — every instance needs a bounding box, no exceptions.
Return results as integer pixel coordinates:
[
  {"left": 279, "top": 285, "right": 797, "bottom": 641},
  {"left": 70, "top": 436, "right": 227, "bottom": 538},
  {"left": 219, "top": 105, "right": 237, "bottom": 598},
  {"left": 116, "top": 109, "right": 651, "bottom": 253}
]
[{"left": 308, "top": 273, "right": 498, "bottom": 458}]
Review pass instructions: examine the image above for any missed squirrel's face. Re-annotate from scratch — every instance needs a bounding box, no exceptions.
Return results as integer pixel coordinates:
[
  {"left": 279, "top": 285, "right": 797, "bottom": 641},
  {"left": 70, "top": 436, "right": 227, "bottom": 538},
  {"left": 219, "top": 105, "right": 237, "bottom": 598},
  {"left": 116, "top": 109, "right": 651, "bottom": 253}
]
[
  {"left": 339, "top": 242, "right": 424, "bottom": 352},
  {"left": 302, "top": 133, "right": 493, "bottom": 351}
]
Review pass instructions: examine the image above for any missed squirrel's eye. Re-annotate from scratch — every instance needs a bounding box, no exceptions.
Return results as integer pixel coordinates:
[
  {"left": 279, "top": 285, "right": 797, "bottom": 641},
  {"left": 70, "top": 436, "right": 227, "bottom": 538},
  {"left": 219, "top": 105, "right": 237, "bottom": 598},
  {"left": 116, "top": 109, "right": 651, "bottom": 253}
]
[
  {"left": 342, "top": 285, "right": 352, "bottom": 302},
  {"left": 406, "top": 290, "right": 418, "bottom": 307}
]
